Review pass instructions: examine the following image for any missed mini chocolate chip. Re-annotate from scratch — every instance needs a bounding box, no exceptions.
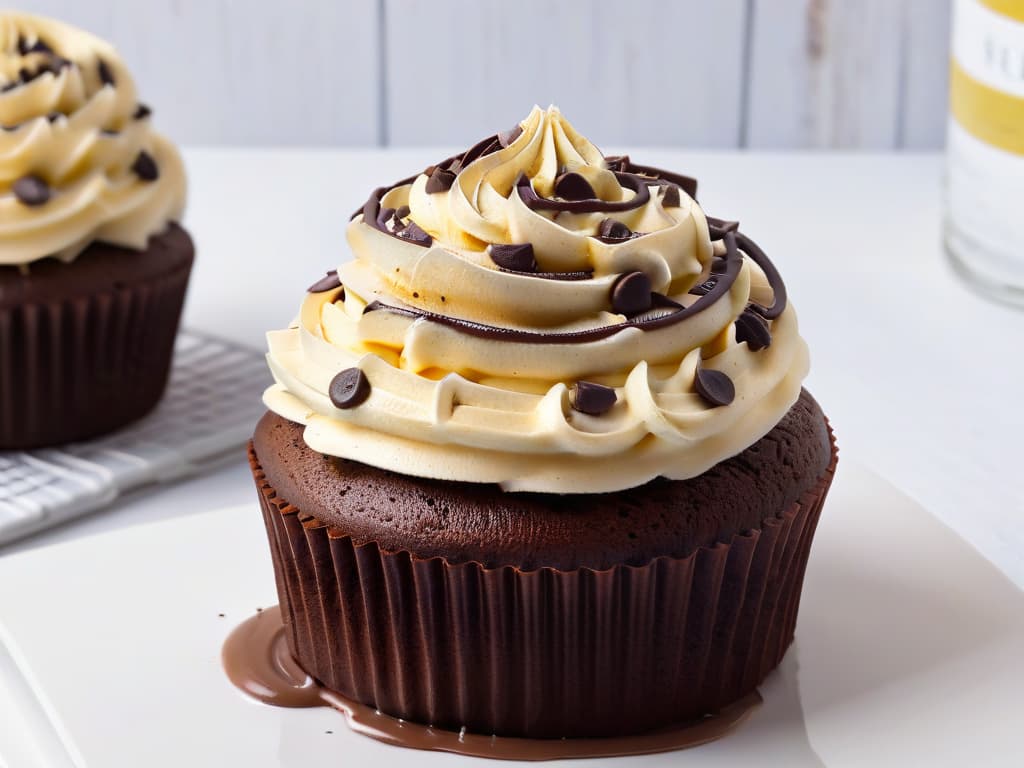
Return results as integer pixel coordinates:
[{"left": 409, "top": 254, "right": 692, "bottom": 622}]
[
  {"left": 707, "top": 216, "right": 739, "bottom": 241},
  {"left": 735, "top": 310, "right": 772, "bottom": 350},
  {"left": 598, "top": 218, "right": 633, "bottom": 240},
  {"left": 308, "top": 270, "right": 341, "bottom": 293},
  {"left": 554, "top": 171, "right": 596, "bottom": 200},
  {"left": 329, "top": 368, "right": 371, "bottom": 409},
  {"left": 394, "top": 205, "right": 411, "bottom": 221},
  {"left": 425, "top": 167, "right": 456, "bottom": 194},
  {"left": 661, "top": 184, "right": 681, "bottom": 208},
  {"left": 497, "top": 124, "right": 523, "bottom": 147},
  {"left": 16, "top": 36, "right": 28, "bottom": 55},
  {"left": 97, "top": 58, "right": 115, "bottom": 86},
  {"left": 490, "top": 243, "right": 537, "bottom": 272},
  {"left": 133, "top": 103, "right": 152, "bottom": 120},
  {"left": 396, "top": 220, "right": 432, "bottom": 246},
  {"left": 571, "top": 381, "right": 617, "bottom": 416},
  {"left": 131, "top": 151, "right": 159, "bottom": 181},
  {"left": 611, "top": 271, "right": 652, "bottom": 315},
  {"left": 694, "top": 368, "right": 735, "bottom": 407},
  {"left": 46, "top": 111, "right": 63, "bottom": 122},
  {"left": 12, "top": 175, "right": 50, "bottom": 206},
  {"left": 29, "top": 39, "right": 54, "bottom": 55}
]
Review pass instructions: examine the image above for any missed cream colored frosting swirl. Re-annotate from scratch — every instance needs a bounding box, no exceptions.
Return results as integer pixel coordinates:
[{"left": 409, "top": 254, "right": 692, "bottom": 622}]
[
  {"left": 265, "top": 106, "right": 809, "bottom": 493},
  {"left": 0, "top": 12, "right": 185, "bottom": 265}
]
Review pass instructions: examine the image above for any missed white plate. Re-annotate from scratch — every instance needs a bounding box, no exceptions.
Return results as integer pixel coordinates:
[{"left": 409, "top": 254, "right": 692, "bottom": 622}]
[{"left": 0, "top": 461, "right": 1021, "bottom": 767}]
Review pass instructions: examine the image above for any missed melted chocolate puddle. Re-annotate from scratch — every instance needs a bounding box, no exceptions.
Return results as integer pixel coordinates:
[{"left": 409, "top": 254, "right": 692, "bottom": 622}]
[{"left": 223, "top": 606, "right": 762, "bottom": 761}]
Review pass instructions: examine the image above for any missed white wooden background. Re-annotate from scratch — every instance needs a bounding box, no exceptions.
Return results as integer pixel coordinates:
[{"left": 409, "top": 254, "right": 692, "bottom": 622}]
[{"left": 17, "top": 0, "right": 953, "bottom": 148}]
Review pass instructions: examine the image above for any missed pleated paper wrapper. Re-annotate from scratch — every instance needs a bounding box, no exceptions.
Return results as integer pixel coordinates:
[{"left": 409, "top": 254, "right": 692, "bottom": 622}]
[
  {"left": 250, "top": 435, "right": 837, "bottom": 739},
  {"left": 0, "top": 252, "right": 191, "bottom": 448}
]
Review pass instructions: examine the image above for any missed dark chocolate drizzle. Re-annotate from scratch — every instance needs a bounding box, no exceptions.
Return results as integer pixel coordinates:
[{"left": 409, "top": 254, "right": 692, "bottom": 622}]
[
  {"left": 736, "top": 232, "right": 786, "bottom": 320},
  {"left": 516, "top": 170, "right": 652, "bottom": 213},
  {"left": 349, "top": 137, "right": 788, "bottom": 342},
  {"left": 360, "top": 233, "right": 744, "bottom": 345}
]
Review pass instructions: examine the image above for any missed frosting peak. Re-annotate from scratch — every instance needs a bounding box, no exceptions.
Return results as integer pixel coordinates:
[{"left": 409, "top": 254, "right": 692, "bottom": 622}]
[
  {"left": 265, "top": 106, "right": 809, "bottom": 493},
  {"left": 0, "top": 12, "right": 185, "bottom": 265}
]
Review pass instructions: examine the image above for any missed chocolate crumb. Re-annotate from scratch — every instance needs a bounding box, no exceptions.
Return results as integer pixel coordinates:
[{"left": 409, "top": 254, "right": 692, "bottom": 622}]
[{"left": 661, "top": 185, "right": 681, "bottom": 208}]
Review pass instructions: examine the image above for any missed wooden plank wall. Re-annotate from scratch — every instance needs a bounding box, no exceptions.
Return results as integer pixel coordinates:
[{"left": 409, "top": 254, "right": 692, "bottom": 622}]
[{"left": 17, "top": 0, "right": 952, "bottom": 148}]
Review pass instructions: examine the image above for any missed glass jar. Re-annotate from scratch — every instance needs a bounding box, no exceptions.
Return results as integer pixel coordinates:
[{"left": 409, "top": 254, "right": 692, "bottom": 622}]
[{"left": 945, "top": 0, "right": 1024, "bottom": 307}]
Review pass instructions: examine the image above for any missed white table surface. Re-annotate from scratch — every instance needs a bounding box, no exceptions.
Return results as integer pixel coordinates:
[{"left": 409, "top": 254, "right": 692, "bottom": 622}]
[{"left": 1, "top": 148, "right": 1021, "bottom": 589}]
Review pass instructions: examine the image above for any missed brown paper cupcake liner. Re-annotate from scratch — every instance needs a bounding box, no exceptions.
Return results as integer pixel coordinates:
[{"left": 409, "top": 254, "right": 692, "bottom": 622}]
[
  {"left": 0, "top": 253, "right": 192, "bottom": 449},
  {"left": 249, "top": 433, "right": 837, "bottom": 739}
]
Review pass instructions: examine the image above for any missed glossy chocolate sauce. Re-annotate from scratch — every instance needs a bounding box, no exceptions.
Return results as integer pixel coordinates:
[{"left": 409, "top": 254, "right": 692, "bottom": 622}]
[{"left": 223, "top": 606, "right": 762, "bottom": 761}]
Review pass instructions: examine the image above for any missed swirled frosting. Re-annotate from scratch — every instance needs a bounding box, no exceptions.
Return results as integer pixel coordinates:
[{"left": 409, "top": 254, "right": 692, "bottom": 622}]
[
  {"left": 264, "top": 106, "right": 809, "bottom": 493},
  {"left": 0, "top": 12, "right": 185, "bottom": 265}
]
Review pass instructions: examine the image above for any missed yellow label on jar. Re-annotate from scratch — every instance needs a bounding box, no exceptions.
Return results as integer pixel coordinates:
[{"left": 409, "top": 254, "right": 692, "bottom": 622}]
[
  {"left": 951, "top": 0, "right": 1024, "bottom": 155},
  {"left": 950, "top": 61, "right": 1024, "bottom": 155},
  {"left": 979, "top": 0, "right": 1024, "bottom": 23}
]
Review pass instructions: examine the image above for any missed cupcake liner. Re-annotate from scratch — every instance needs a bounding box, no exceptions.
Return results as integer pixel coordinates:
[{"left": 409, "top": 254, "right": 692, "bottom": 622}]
[
  {"left": 0, "top": 254, "right": 192, "bottom": 449},
  {"left": 250, "top": 432, "right": 837, "bottom": 739}
]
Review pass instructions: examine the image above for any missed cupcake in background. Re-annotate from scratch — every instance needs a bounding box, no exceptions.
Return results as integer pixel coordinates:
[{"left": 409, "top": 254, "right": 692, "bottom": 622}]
[{"left": 0, "top": 11, "right": 191, "bottom": 448}]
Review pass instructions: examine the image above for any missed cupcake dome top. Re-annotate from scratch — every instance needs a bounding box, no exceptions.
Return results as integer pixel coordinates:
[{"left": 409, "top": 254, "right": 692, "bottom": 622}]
[
  {"left": 265, "top": 106, "right": 809, "bottom": 493},
  {"left": 0, "top": 12, "right": 185, "bottom": 265}
]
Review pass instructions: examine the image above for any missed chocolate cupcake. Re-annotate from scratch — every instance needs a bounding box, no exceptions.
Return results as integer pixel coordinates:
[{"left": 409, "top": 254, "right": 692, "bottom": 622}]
[
  {"left": 0, "top": 13, "right": 192, "bottom": 448},
  {"left": 248, "top": 107, "right": 837, "bottom": 743}
]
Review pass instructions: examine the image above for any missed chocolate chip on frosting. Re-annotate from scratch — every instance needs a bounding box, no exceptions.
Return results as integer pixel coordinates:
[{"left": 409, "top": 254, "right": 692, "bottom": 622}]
[
  {"left": 396, "top": 220, "right": 432, "bottom": 246},
  {"left": 133, "top": 103, "right": 152, "bottom": 120},
  {"left": 19, "top": 37, "right": 54, "bottom": 55},
  {"left": 570, "top": 381, "right": 617, "bottom": 415},
  {"left": 308, "top": 270, "right": 342, "bottom": 293},
  {"left": 735, "top": 310, "right": 772, "bottom": 350},
  {"left": 707, "top": 216, "right": 739, "bottom": 241},
  {"left": 598, "top": 218, "right": 633, "bottom": 241},
  {"left": 329, "top": 368, "right": 371, "bottom": 409},
  {"left": 12, "top": 174, "right": 51, "bottom": 206},
  {"left": 425, "top": 167, "right": 456, "bottom": 194},
  {"left": 611, "top": 271, "right": 652, "bottom": 315},
  {"left": 131, "top": 151, "right": 159, "bottom": 181},
  {"left": 694, "top": 368, "right": 735, "bottom": 408},
  {"left": 490, "top": 243, "right": 537, "bottom": 272},
  {"left": 554, "top": 171, "right": 596, "bottom": 201},
  {"left": 97, "top": 58, "right": 115, "bottom": 86},
  {"left": 497, "top": 124, "right": 523, "bottom": 147},
  {"left": 661, "top": 184, "right": 681, "bottom": 208}
]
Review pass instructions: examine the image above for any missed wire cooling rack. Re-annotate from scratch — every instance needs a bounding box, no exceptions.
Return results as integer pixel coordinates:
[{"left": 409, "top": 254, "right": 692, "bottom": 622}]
[{"left": 0, "top": 330, "right": 269, "bottom": 546}]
